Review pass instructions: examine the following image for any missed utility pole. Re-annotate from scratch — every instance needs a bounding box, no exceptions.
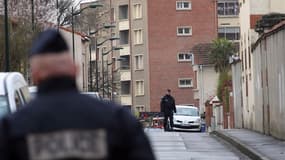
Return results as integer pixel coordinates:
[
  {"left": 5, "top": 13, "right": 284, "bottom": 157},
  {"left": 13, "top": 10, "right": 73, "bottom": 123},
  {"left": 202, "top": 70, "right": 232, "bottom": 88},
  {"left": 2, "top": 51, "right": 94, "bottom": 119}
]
[
  {"left": 4, "top": 0, "right": 10, "bottom": 72},
  {"left": 95, "top": 41, "right": 99, "bottom": 92},
  {"left": 102, "top": 48, "right": 105, "bottom": 98},
  {"left": 31, "top": 0, "right": 34, "bottom": 31},
  {"left": 72, "top": 6, "right": 75, "bottom": 61}
]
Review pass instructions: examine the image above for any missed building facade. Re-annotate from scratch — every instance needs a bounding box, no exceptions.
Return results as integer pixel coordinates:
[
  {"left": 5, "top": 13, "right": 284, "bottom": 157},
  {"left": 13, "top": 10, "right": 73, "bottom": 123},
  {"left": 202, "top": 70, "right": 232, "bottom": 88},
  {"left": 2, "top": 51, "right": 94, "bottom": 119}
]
[
  {"left": 237, "top": 0, "right": 285, "bottom": 132},
  {"left": 59, "top": 27, "right": 90, "bottom": 92},
  {"left": 252, "top": 21, "right": 285, "bottom": 140},
  {"left": 108, "top": 0, "right": 217, "bottom": 112},
  {"left": 217, "top": 0, "right": 240, "bottom": 42}
]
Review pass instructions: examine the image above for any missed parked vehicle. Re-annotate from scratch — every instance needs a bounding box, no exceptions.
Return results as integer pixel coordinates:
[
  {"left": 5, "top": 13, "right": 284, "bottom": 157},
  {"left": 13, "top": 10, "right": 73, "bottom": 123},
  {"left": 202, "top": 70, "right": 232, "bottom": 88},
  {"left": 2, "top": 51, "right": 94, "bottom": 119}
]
[
  {"left": 0, "top": 72, "right": 31, "bottom": 119},
  {"left": 28, "top": 86, "right": 37, "bottom": 99},
  {"left": 173, "top": 105, "right": 201, "bottom": 131},
  {"left": 81, "top": 92, "right": 102, "bottom": 100}
]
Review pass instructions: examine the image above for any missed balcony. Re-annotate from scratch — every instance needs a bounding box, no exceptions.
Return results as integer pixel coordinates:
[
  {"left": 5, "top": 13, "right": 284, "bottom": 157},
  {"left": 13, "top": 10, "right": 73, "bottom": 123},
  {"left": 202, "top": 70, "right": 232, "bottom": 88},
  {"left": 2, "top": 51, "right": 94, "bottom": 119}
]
[
  {"left": 120, "top": 70, "right": 131, "bottom": 81},
  {"left": 119, "top": 20, "right": 129, "bottom": 31},
  {"left": 120, "top": 95, "right": 132, "bottom": 105},
  {"left": 119, "top": 46, "right": 130, "bottom": 56}
]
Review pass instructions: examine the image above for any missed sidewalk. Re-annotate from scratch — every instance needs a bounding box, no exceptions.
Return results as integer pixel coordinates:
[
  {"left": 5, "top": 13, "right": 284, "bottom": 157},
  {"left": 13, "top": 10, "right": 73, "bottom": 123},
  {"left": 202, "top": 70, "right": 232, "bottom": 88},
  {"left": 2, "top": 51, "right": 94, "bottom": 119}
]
[{"left": 212, "top": 129, "right": 285, "bottom": 160}]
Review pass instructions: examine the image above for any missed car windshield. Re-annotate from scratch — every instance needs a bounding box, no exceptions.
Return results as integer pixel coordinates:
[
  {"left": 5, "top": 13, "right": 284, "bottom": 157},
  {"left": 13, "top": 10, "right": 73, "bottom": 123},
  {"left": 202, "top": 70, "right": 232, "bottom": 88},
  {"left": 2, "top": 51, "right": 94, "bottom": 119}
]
[
  {"left": 175, "top": 107, "right": 198, "bottom": 116},
  {"left": 0, "top": 96, "right": 9, "bottom": 119}
]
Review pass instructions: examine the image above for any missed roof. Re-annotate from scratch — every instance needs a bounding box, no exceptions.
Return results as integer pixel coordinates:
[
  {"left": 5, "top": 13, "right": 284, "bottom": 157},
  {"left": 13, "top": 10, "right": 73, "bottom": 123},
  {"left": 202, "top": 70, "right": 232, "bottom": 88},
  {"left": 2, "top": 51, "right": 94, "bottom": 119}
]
[
  {"left": 191, "top": 43, "right": 213, "bottom": 65},
  {"left": 253, "top": 20, "right": 285, "bottom": 50},
  {"left": 192, "top": 42, "right": 239, "bottom": 65},
  {"left": 44, "top": 22, "right": 90, "bottom": 41}
]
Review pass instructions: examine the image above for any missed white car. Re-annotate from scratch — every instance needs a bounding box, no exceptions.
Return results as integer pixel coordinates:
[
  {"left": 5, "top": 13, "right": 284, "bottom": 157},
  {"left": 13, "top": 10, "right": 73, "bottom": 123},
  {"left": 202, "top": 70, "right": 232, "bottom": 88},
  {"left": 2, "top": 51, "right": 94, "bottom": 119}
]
[
  {"left": 81, "top": 92, "right": 102, "bottom": 100},
  {"left": 173, "top": 105, "right": 201, "bottom": 131},
  {"left": 0, "top": 72, "right": 31, "bottom": 119}
]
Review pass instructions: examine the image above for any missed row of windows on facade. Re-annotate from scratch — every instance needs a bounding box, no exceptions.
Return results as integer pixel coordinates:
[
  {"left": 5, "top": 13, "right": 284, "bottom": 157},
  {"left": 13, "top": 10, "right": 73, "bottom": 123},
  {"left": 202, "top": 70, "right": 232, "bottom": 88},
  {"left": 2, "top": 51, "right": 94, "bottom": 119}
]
[
  {"left": 117, "top": 1, "right": 192, "bottom": 21},
  {"left": 117, "top": 1, "right": 239, "bottom": 22},
  {"left": 117, "top": 27, "right": 193, "bottom": 47},
  {"left": 217, "top": 1, "right": 239, "bottom": 16},
  {"left": 121, "top": 78, "right": 193, "bottom": 96},
  {"left": 120, "top": 26, "right": 240, "bottom": 45},
  {"left": 109, "top": 52, "right": 193, "bottom": 72},
  {"left": 218, "top": 27, "right": 240, "bottom": 40}
]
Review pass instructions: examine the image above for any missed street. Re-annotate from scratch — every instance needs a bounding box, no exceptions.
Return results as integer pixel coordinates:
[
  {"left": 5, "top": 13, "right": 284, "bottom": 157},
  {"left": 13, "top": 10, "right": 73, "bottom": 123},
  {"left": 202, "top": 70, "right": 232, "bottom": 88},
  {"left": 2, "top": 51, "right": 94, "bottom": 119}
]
[{"left": 145, "top": 128, "right": 251, "bottom": 160}]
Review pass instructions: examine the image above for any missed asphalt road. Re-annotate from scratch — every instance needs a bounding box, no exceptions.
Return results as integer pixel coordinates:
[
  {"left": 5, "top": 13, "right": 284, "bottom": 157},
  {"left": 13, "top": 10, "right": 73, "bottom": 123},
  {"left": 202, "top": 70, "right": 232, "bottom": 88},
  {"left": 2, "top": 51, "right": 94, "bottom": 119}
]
[{"left": 145, "top": 128, "right": 251, "bottom": 160}]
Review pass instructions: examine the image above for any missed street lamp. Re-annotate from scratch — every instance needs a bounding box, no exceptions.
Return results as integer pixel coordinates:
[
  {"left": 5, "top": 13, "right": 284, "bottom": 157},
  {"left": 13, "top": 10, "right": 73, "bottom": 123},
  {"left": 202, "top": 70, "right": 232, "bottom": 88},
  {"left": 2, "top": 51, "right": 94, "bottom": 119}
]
[
  {"left": 89, "top": 24, "right": 116, "bottom": 91},
  {"left": 101, "top": 47, "right": 123, "bottom": 98},
  {"left": 106, "top": 57, "right": 124, "bottom": 100},
  {"left": 95, "top": 37, "right": 120, "bottom": 92},
  {"left": 71, "top": 3, "right": 103, "bottom": 61}
]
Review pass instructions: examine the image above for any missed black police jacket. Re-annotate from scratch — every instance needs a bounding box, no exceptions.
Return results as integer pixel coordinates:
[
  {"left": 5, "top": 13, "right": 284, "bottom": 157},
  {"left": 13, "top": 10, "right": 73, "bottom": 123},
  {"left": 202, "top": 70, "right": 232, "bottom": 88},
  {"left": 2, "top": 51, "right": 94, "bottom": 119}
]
[
  {"left": 0, "top": 77, "right": 155, "bottom": 160},
  {"left": 160, "top": 95, "right": 176, "bottom": 115}
]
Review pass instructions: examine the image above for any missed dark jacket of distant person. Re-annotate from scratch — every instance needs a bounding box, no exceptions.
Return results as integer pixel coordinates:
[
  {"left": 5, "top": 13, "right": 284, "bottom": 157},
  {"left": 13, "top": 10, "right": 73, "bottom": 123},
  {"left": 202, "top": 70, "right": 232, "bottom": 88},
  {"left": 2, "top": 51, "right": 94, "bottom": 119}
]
[{"left": 160, "top": 91, "right": 176, "bottom": 115}]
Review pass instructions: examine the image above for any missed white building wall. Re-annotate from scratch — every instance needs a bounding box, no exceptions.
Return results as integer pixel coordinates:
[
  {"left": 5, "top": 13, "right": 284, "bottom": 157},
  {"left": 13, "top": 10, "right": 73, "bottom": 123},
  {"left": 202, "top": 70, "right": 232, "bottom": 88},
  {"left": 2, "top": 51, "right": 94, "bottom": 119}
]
[
  {"left": 250, "top": 0, "right": 270, "bottom": 14},
  {"left": 239, "top": 0, "right": 254, "bottom": 129},
  {"left": 266, "top": 29, "right": 285, "bottom": 139},
  {"left": 231, "top": 62, "right": 243, "bottom": 128},
  {"left": 60, "top": 29, "right": 84, "bottom": 91},
  {"left": 270, "top": 1, "right": 285, "bottom": 13},
  {"left": 195, "top": 65, "right": 219, "bottom": 114},
  {"left": 239, "top": 0, "right": 285, "bottom": 137},
  {"left": 253, "top": 27, "right": 285, "bottom": 140}
]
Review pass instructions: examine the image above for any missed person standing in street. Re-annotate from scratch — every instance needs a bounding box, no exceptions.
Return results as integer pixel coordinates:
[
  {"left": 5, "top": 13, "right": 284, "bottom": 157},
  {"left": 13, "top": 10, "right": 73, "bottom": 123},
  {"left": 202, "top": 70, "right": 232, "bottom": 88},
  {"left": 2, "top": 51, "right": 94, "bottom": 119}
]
[
  {"left": 160, "top": 89, "right": 176, "bottom": 131},
  {"left": 0, "top": 29, "right": 155, "bottom": 160}
]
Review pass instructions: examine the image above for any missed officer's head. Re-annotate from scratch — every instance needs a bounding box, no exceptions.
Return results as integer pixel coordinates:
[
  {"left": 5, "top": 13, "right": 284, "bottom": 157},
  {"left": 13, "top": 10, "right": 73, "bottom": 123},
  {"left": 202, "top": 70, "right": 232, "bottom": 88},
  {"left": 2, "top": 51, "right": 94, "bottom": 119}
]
[
  {"left": 29, "top": 29, "right": 78, "bottom": 85},
  {"left": 166, "top": 89, "right": 171, "bottom": 95}
]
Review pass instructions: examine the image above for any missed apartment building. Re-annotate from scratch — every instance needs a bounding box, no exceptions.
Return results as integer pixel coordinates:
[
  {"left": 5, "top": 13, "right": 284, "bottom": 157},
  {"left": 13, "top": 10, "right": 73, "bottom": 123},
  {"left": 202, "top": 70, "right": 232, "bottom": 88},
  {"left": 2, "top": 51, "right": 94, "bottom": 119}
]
[
  {"left": 217, "top": 0, "right": 240, "bottom": 42},
  {"left": 108, "top": 0, "right": 217, "bottom": 112},
  {"left": 194, "top": 0, "right": 240, "bottom": 116},
  {"left": 237, "top": 0, "right": 285, "bottom": 131}
]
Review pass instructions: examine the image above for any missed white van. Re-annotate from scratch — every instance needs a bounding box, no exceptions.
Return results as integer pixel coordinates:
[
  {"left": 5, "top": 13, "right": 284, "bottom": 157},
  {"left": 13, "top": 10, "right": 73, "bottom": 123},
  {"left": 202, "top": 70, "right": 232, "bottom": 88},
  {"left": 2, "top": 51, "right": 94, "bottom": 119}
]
[{"left": 0, "top": 72, "right": 31, "bottom": 119}]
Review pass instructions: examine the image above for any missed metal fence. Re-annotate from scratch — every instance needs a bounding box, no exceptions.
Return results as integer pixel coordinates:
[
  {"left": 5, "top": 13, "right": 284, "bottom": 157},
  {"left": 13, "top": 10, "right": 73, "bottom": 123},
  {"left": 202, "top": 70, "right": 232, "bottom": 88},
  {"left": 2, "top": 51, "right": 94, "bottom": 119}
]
[{"left": 138, "top": 112, "right": 164, "bottom": 128}]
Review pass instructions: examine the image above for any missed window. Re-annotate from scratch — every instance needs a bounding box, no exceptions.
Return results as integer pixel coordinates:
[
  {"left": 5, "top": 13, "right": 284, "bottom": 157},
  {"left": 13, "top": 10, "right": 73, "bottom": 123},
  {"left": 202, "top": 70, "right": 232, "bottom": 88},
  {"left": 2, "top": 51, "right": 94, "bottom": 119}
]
[
  {"left": 178, "top": 52, "right": 193, "bottom": 62},
  {"left": 14, "top": 91, "right": 22, "bottom": 109},
  {"left": 120, "top": 55, "right": 130, "bottom": 70},
  {"left": 218, "top": 27, "right": 240, "bottom": 40},
  {"left": 121, "top": 81, "right": 131, "bottom": 95},
  {"left": 177, "top": 26, "right": 192, "bottom": 36},
  {"left": 178, "top": 78, "right": 193, "bottom": 88},
  {"left": 176, "top": 1, "right": 191, "bottom": 10},
  {"left": 119, "top": 5, "right": 128, "bottom": 20},
  {"left": 133, "top": 4, "right": 142, "bottom": 19},
  {"left": 120, "top": 30, "right": 129, "bottom": 45},
  {"left": 134, "top": 29, "right": 143, "bottom": 44},
  {"left": 135, "top": 55, "right": 144, "bottom": 70},
  {"left": 135, "top": 105, "right": 145, "bottom": 112},
  {"left": 217, "top": 1, "right": 239, "bottom": 16},
  {"left": 0, "top": 96, "right": 9, "bottom": 119},
  {"left": 135, "top": 80, "right": 144, "bottom": 96}
]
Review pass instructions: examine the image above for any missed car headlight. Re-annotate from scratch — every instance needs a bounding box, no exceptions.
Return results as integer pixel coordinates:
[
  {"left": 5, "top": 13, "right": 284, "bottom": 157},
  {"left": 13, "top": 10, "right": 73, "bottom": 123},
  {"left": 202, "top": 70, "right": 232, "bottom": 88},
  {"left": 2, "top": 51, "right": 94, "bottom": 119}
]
[{"left": 195, "top": 118, "right": 201, "bottom": 123}]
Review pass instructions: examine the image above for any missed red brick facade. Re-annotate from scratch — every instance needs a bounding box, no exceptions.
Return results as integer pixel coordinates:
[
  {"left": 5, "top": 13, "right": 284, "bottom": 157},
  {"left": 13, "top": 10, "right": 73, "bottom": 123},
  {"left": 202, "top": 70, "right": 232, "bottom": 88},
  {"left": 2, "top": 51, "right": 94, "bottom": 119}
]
[
  {"left": 250, "top": 15, "right": 263, "bottom": 29},
  {"left": 147, "top": 0, "right": 217, "bottom": 111}
]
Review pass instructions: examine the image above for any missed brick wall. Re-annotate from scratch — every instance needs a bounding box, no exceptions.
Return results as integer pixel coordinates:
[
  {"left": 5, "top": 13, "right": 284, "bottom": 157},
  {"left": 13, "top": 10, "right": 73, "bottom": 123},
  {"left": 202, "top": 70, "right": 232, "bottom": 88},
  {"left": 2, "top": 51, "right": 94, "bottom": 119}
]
[{"left": 147, "top": 0, "right": 217, "bottom": 111}]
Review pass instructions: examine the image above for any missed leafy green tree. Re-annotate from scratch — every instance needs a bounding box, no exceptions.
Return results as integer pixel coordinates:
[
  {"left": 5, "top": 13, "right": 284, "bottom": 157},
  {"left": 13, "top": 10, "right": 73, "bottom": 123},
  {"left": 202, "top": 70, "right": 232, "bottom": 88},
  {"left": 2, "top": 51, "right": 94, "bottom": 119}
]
[
  {"left": 209, "top": 38, "right": 235, "bottom": 73},
  {"left": 209, "top": 38, "right": 235, "bottom": 111}
]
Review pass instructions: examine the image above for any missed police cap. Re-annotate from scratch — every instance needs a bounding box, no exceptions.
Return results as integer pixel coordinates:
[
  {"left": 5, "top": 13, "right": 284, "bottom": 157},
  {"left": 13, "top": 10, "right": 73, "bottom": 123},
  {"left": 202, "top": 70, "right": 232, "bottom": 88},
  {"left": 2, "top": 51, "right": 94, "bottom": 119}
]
[{"left": 30, "top": 29, "right": 69, "bottom": 57}]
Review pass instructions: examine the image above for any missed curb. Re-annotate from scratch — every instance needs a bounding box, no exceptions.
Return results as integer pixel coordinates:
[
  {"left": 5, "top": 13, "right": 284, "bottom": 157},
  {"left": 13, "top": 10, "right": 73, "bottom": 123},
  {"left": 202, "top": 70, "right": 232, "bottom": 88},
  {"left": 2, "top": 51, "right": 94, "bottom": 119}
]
[{"left": 211, "top": 130, "right": 271, "bottom": 160}]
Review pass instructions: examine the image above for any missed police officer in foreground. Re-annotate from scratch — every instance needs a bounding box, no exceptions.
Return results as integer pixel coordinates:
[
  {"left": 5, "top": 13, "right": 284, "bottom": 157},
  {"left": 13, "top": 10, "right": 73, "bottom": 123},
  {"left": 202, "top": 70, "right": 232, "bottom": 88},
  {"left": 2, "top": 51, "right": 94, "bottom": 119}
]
[
  {"left": 0, "top": 29, "right": 155, "bottom": 160},
  {"left": 160, "top": 89, "right": 176, "bottom": 131}
]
